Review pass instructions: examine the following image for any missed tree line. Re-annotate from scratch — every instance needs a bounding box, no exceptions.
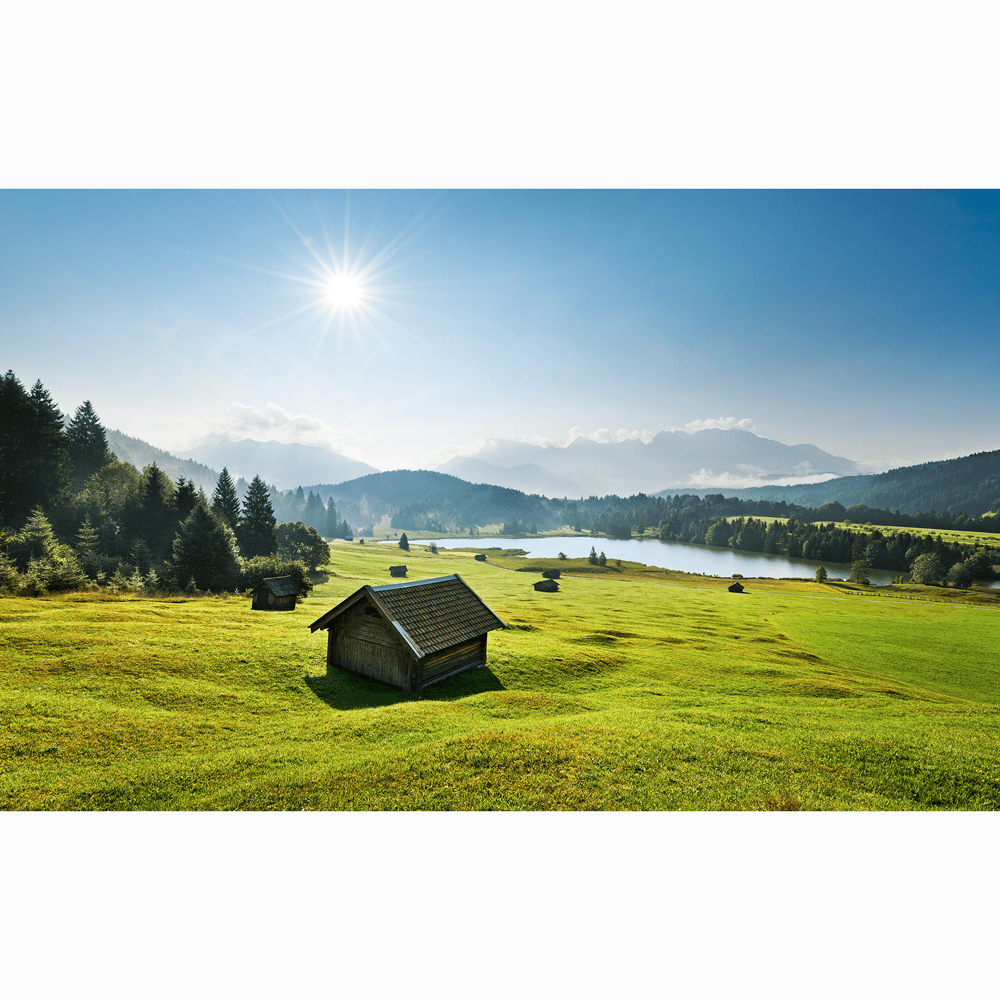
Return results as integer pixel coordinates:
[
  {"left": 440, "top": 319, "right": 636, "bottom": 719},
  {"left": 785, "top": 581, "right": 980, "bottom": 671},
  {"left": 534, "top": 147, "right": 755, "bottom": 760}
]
[{"left": 0, "top": 371, "right": 334, "bottom": 596}]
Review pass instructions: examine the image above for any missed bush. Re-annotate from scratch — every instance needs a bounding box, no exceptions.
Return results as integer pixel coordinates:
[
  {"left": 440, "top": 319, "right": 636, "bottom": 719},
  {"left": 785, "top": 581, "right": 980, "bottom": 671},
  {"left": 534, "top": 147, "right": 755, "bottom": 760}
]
[{"left": 237, "top": 556, "right": 312, "bottom": 597}]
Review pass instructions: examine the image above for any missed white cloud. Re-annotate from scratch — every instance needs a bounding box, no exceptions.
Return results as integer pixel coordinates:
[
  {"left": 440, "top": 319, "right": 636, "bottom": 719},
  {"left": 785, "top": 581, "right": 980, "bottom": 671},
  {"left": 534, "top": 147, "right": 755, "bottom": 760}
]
[
  {"left": 570, "top": 426, "right": 656, "bottom": 445},
  {"left": 206, "top": 402, "right": 365, "bottom": 459},
  {"left": 684, "top": 416, "right": 756, "bottom": 433},
  {"left": 683, "top": 467, "right": 841, "bottom": 489}
]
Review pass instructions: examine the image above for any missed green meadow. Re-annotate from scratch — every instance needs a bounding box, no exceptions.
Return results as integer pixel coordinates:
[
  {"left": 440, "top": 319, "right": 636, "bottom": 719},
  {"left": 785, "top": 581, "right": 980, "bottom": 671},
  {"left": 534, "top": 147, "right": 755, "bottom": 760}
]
[{"left": 3, "top": 540, "right": 999, "bottom": 810}]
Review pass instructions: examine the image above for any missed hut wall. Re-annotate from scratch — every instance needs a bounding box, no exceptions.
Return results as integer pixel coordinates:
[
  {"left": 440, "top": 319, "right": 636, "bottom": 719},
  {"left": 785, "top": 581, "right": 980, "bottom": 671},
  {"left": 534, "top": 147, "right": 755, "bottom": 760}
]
[
  {"left": 327, "top": 602, "right": 414, "bottom": 690},
  {"left": 418, "top": 635, "right": 488, "bottom": 688}
]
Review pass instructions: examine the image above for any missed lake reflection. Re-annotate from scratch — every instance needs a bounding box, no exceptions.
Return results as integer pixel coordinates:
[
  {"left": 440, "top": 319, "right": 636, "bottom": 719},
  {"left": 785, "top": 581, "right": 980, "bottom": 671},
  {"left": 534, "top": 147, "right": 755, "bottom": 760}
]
[{"left": 386, "top": 534, "right": 906, "bottom": 585}]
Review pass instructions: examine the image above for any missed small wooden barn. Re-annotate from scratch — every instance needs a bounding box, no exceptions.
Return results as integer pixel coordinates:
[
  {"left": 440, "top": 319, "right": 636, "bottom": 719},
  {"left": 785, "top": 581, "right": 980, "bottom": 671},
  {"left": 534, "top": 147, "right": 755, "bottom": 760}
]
[
  {"left": 474, "top": 553, "right": 487, "bottom": 562},
  {"left": 728, "top": 582, "right": 745, "bottom": 593},
  {"left": 541, "top": 569, "right": 561, "bottom": 579},
  {"left": 252, "top": 576, "right": 301, "bottom": 611},
  {"left": 308, "top": 574, "right": 506, "bottom": 691},
  {"left": 390, "top": 565, "right": 407, "bottom": 578},
  {"left": 534, "top": 578, "right": 559, "bottom": 592}
]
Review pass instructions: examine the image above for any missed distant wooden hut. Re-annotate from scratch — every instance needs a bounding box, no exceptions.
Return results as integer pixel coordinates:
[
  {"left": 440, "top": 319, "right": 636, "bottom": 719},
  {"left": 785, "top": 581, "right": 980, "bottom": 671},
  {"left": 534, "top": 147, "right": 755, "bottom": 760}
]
[
  {"left": 389, "top": 565, "right": 407, "bottom": 577},
  {"left": 309, "top": 574, "right": 506, "bottom": 691},
  {"left": 541, "top": 569, "right": 561, "bottom": 579},
  {"left": 252, "top": 576, "right": 301, "bottom": 611},
  {"left": 534, "top": 578, "right": 559, "bottom": 592},
  {"left": 728, "top": 582, "right": 745, "bottom": 593},
  {"left": 474, "top": 553, "right": 487, "bottom": 562}
]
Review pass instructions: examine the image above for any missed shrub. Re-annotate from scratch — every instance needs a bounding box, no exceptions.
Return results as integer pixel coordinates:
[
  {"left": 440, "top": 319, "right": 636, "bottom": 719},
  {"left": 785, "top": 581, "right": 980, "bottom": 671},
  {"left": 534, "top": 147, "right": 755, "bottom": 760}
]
[{"left": 237, "top": 556, "right": 312, "bottom": 597}]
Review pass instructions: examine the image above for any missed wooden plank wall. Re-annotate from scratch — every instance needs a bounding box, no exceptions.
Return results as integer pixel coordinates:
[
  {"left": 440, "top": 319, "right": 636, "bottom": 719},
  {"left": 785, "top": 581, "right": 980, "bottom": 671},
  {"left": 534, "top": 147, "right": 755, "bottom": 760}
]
[
  {"left": 329, "top": 601, "right": 413, "bottom": 689},
  {"left": 420, "top": 635, "right": 487, "bottom": 688}
]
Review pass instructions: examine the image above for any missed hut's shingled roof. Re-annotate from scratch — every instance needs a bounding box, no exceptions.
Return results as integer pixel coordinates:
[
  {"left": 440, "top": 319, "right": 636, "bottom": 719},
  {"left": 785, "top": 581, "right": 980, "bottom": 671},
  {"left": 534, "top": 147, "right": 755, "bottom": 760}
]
[
  {"left": 260, "top": 576, "right": 300, "bottom": 597},
  {"left": 309, "top": 575, "right": 505, "bottom": 659}
]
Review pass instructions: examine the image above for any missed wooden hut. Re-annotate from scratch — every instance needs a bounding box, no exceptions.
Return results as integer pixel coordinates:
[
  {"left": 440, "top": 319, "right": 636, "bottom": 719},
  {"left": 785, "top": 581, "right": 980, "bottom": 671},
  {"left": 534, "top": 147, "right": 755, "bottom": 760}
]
[
  {"left": 474, "top": 553, "right": 487, "bottom": 562},
  {"left": 308, "top": 574, "right": 506, "bottom": 691},
  {"left": 728, "top": 582, "right": 745, "bottom": 593},
  {"left": 389, "top": 565, "right": 407, "bottom": 577},
  {"left": 541, "top": 569, "right": 561, "bottom": 579},
  {"left": 252, "top": 576, "right": 301, "bottom": 611},
  {"left": 534, "top": 578, "right": 559, "bottom": 592}
]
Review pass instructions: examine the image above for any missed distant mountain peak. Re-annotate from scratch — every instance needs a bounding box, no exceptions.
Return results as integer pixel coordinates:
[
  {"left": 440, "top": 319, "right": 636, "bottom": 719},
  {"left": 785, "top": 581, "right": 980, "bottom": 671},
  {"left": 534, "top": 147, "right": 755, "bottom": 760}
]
[{"left": 439, "top": 428, "right": 863, "bottom": 497}]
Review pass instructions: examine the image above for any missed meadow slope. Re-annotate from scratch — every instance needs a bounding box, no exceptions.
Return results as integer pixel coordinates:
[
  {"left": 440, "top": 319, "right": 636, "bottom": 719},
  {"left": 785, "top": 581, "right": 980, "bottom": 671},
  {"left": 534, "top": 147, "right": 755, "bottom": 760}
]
[{"left": 3, "top": 541, "right": 999, "bottom": 810}]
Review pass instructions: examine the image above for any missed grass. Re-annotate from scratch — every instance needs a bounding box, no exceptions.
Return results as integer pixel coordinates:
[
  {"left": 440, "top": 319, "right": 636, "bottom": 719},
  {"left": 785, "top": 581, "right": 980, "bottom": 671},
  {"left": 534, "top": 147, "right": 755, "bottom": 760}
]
[{"left": 3, "top": 540, "right": 999, "bottom": 810}]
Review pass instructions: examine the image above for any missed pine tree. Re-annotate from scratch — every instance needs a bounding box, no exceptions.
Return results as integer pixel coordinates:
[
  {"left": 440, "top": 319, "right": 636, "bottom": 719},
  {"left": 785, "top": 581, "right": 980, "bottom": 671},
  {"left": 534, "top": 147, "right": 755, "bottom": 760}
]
[
  {"left": 76, "top": 514, "right": 99, "bottom": 554},
  {"left": 0, "top": 371, "right": 37, "bottom": 526},
  {"left": 172, "top": 505, "right": 241, "bottom": 591},
  {"left": 238, "top": 475, "right": 277, "bottom": 558},
  {"left": 134, "top": 464, "right": 176, "bottom": 559},
  {"left": 399, "top": 532, "right": 410, "bottom": 551},
  {"left": 324, "top": 498, "right": 340, "bottom": 539},
  {"left": 28, "top": 380, "right": 72, "bottom": 512},
  {"left": 67, "top": 400, "right": 113, "bottom": 490},
  {"left": 211, "top": 467, "right": 241, "bottom": 529},
  {"left": 9, "top": 506, "right": 60, "bottom": 569},
  {"left": 304, "top": 491, "right": 326, "bottom": 532},
  {"left": 174, "top": 477, "right": 198, "bottom": 525}
]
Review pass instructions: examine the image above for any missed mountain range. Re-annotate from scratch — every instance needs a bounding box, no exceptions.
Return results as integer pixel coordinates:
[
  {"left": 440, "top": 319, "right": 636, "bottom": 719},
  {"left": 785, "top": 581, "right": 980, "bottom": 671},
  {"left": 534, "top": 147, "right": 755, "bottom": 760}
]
[
  {"left": 103, "top": 426, "right": 999, "bottom": 528},
  {"left": 442, "top": 429, "right": 864, "bottom": 497},
  {"left": 176, "top": 435, "right": 379, "bottom": 491}
]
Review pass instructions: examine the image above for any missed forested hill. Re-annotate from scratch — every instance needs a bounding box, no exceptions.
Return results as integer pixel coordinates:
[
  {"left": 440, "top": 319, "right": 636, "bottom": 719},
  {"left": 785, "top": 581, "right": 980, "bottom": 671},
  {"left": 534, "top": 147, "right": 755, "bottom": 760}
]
[
  {"left": 105, "top": 428, "right": 220, "bottom": 495},
  {"left": 657, "top": 450, "right": 1000, "bottom": 517},
  {"left": 303, "top": 470, "right": 571, "bottom": 532}
]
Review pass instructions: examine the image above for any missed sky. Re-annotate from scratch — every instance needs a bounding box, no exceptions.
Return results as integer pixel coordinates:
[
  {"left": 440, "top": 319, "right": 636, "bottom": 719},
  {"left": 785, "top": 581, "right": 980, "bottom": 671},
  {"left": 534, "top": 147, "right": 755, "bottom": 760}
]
[{"left": 3, "top": 188, "right": 997, "bottom": 474}]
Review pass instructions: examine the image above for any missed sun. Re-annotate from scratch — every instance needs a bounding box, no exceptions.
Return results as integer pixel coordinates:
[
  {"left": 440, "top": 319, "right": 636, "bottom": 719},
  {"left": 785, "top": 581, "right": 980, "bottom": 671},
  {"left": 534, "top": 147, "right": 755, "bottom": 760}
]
[{"left": 323, "top": 273, "right": 364, "bottom": 311}]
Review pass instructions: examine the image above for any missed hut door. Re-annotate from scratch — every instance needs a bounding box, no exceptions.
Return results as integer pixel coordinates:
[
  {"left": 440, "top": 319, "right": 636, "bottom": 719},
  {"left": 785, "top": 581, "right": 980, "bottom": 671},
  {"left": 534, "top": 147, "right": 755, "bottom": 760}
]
[{"left": 268, "top": 591, "right": 275, "bottom": 606}]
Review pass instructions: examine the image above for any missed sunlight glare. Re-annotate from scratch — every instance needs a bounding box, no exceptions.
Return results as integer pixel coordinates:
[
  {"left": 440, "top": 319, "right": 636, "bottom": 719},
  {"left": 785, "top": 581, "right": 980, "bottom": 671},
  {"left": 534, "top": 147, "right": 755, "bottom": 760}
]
[{"left": 323, "top": 273, "right": 364, "bottom": 311}]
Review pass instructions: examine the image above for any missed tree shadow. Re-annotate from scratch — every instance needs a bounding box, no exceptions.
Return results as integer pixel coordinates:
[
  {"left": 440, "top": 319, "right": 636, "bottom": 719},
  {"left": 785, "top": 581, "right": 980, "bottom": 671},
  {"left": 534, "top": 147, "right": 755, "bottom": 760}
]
[{"left": 304, "top": 665, "right": 505, "bottom": 711}]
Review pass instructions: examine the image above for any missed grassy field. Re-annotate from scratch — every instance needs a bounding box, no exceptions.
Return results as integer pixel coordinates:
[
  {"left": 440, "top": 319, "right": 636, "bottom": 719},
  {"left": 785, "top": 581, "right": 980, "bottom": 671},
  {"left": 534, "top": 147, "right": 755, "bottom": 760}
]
[{"left": 3, "top": 539, "right": 999, "bottom": 810}]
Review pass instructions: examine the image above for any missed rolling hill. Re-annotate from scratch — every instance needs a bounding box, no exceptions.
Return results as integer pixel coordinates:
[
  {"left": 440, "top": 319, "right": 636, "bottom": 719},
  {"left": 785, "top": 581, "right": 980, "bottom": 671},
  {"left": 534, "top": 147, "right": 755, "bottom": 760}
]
[{"left": 656, "top": 450, "right": 1000, "bottom": 517}]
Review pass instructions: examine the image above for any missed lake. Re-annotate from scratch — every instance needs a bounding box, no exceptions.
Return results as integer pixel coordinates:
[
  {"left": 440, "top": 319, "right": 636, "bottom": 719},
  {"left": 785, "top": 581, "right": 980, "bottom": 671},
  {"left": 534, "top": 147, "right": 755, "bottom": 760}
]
[{"left": 383, "top": 534, "right": 912, "bottom": 585}]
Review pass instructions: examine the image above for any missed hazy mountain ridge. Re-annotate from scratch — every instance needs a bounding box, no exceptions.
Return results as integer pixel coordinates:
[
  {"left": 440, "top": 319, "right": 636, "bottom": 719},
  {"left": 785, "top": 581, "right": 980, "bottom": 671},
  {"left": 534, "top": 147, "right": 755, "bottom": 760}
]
[
  {"left": 106, "top": 428, "right": 221, "bottom": 494},
  {"left": 437, "top": 457, "right": 584, "bottom": 497},
  {"left": 178, "top": 435, "right": 379, "bottom": 491},
  {"left": 450, "top": 429, "right": 863, "bottom": 496}
]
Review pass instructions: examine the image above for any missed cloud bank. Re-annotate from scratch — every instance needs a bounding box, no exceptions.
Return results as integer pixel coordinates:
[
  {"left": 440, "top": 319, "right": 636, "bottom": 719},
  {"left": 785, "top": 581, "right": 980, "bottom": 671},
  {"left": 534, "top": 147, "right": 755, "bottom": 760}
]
[
  {"left": 684, "top": 416, "right": 756, "bottom": 433},
  {"left": 205, "top": 403, "right": 368, "bottom": 460}
]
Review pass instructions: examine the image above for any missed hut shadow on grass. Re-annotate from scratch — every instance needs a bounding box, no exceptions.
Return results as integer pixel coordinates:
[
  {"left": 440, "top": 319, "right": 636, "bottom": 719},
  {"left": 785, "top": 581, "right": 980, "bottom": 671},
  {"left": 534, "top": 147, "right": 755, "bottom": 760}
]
[{"left": 304, "top": 665, "right": 505, "bottom": 711}]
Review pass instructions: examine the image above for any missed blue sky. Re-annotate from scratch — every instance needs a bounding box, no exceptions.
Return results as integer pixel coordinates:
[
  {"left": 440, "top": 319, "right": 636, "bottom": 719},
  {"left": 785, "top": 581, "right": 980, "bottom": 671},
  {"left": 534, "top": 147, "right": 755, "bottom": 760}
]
[{"left": 3, "top": 188, "right": 997, "bottom": 473}]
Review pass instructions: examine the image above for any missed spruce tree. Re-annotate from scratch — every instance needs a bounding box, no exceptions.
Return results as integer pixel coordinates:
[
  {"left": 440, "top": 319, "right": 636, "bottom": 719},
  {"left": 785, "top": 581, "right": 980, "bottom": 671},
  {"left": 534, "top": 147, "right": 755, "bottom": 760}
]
[
  {"left": 324, "top": 498, "right": 341, "bottom": 539},
  {"left": 0, "top": 372, "right": 36, "bottom": 526},
  {"left": 134, "top": 464, "right": 176, "bottom": 559},
  {"left": 238, "top": 475, "right": 277, "bottom": 558},
  {"left": 67, "top": 400, "right": 113, "bottom": 490},
  {"left": 174, "top": 477, "right": 198, "bottom": 525},
  {"left": 172, "top": 504, "right": 241, "bottom": 591},
  {"left": 211, "top": 467, "right": 241, "bottom": 529},
  {"left": 304, "top": 491, "right": 326, "bottom": 532},
  {"left": 28, "top": 380, "right": 72, "bottom": 512},
  {"left": 76, "top": 513, "right": 100, "bottom": 555}
]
